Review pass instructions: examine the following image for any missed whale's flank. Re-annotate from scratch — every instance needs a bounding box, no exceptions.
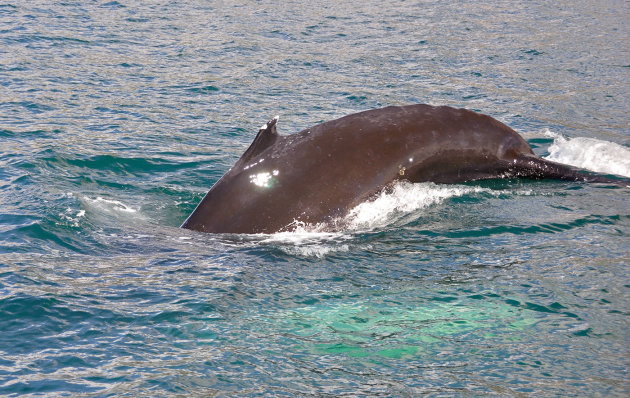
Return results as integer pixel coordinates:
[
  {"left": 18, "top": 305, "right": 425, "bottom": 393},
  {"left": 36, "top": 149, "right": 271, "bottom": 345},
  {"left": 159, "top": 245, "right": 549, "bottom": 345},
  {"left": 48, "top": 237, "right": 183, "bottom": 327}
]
[{"left": 181, "top": 104, "right": 625, "bottom": 234}]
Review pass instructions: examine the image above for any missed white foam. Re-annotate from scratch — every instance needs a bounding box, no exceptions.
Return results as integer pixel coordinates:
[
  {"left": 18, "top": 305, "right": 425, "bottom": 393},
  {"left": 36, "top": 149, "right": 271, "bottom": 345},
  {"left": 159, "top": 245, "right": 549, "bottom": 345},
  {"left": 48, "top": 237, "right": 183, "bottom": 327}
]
[
  {"left": 344, "top": 181, "right": 486, "bottom": 232},
  {"left": 82, "top": 196, "right": 138, "bottom": 213},
  {"left": 544, "top": 135, "right": 630, "bottom": 177},
  {"left": 254, "top": 181, "right": 488, "bottom": 257},
  {"left": 78, "top": 196, "right": 146, "bottom": 225},
  {"left": 257, "top": 227, "right": 353, "bottom": 258},
  {"left": 60, "top": 207, "right": 86, "bottom": 227},
  {"left": 262, "top": 182, "right": 483, "bottom": 237}
]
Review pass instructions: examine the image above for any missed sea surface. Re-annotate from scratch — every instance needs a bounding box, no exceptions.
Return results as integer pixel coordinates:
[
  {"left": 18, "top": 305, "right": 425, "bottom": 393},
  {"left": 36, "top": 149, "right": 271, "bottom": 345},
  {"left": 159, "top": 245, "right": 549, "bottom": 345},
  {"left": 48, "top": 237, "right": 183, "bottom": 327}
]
[{"left": 1, "top": 1, "right": 629, "bottom": 396}]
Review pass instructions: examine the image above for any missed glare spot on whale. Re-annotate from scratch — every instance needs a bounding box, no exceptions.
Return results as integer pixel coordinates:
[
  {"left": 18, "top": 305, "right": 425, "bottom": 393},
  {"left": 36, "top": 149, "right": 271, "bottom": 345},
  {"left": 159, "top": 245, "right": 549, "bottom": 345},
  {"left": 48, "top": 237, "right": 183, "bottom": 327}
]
[{"left": 250, "top": 170, "right": 279, "bottom": 187}]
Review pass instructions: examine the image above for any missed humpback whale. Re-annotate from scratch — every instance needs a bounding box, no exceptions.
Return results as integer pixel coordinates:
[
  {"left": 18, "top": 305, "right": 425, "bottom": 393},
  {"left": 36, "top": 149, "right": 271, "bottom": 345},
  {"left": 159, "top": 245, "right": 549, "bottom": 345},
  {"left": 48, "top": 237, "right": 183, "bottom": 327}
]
[{"left": 182, "top": 104, "right": 623, "bottom": 234}]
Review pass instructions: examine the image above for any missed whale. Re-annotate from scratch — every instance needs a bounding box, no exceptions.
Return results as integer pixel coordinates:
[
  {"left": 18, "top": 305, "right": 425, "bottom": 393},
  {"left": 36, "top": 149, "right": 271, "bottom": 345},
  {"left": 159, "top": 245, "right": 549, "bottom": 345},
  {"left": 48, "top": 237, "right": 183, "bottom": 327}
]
[{"left": 181, "top": 104, "right": 623, "bottom": 234}]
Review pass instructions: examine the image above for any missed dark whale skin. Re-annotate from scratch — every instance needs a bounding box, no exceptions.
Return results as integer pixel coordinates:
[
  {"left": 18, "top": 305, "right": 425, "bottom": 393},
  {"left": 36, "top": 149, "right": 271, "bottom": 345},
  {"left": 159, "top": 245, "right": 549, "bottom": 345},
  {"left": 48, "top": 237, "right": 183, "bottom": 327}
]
[{"left": 182, "top": 104, "right": 621, "bottom": 234}]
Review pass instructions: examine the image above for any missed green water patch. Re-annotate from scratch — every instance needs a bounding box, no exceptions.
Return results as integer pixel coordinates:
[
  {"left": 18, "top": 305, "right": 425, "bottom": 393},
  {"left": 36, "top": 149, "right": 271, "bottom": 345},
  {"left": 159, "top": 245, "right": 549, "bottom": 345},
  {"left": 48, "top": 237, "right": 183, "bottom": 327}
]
[{"left": 268, "top": 297, "right": 537, "bottom": 360}]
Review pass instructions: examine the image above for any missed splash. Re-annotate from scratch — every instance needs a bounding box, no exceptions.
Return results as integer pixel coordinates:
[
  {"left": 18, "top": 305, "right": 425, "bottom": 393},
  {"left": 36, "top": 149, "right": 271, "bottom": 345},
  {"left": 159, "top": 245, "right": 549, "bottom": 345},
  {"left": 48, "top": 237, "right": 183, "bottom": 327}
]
[
  {"left": 60, "top": 207, "right": 86, "bottom": 227},
  {"left": 543, "top": 133, "right": 630, "bottom": 177},
  {"left": 260, "top": 182, "right": 487, "bottom": 257},
  {"left": 258, "top": 228, "right": 353, "bottom": 258},
  {"left": 344, "top": 181, "right": 486, "bottom": 231}
]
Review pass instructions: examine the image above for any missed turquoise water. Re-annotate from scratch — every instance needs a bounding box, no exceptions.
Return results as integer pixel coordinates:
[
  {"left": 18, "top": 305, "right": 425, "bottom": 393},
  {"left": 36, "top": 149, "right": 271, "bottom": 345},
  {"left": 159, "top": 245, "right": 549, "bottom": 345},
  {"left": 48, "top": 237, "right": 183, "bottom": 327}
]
[{"left": 1, "top": 1, "right": 629, "bottom": 396}]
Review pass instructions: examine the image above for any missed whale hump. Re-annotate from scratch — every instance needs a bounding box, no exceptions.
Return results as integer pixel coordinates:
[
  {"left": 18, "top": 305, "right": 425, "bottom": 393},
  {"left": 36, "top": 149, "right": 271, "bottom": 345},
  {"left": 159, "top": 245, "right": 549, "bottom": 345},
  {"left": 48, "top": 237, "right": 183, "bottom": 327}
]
[{"left": 238, "top": 116, "right": 280, "bottom": 165}]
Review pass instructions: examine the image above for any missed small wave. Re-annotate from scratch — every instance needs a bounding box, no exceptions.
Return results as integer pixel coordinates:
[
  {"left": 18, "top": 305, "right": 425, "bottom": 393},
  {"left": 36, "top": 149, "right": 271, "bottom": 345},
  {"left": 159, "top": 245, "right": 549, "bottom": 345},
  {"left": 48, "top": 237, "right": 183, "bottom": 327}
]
[
  {"left": 542, "top": 134, "right": 630, "bottom": 177},
  {"left": 45, "top": 153, "right": 196, "bottom": 175},
  {"left": 273, "top": 241, "right": 351, "bottom": 258}
]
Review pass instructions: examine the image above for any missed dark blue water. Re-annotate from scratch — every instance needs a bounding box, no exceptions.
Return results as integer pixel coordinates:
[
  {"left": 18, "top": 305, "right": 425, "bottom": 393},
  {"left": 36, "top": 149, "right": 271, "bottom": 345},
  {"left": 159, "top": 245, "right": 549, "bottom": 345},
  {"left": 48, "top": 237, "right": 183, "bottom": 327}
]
[{"left": 1, "top": 1, "right": 629, "bottom": 396}]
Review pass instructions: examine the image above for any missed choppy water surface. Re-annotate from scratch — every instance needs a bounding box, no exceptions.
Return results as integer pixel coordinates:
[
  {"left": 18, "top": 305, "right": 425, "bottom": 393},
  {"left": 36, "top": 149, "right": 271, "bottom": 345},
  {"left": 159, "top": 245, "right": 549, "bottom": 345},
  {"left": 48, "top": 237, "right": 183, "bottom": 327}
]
[{"left": 1, "top": 1, "right": 629, "bottom": 396}]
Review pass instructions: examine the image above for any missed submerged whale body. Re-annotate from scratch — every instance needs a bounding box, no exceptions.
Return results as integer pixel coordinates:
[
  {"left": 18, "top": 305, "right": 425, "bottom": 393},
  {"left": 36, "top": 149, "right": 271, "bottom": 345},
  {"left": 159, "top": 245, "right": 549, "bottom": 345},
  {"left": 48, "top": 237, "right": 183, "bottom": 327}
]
[{"left": 182, "top": 104, "right": 621, "bottom": 234}]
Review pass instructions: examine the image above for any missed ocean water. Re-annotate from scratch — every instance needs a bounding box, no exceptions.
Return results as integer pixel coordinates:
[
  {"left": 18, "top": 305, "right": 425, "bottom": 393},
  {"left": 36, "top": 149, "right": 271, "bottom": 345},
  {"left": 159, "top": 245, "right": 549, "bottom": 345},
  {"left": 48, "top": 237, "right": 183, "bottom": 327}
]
[{"left": 1, "top": 0, "right": 629, "bottom": 396}]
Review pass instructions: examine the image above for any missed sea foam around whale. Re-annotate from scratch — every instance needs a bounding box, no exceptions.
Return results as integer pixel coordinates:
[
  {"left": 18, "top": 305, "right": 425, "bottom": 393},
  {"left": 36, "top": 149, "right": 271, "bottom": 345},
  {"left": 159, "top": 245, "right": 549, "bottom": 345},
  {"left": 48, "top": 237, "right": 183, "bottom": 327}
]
[{"left": 541, "top": 131, "right": 630, "bottom": 177}]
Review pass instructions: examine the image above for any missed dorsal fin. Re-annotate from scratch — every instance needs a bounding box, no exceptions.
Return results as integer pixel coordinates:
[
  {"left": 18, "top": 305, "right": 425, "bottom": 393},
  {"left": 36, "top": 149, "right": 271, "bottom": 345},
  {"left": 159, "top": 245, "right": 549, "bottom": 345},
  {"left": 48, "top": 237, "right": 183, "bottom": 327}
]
[{"left": 237, "top": 116, "right": 280, "bottom": 166}]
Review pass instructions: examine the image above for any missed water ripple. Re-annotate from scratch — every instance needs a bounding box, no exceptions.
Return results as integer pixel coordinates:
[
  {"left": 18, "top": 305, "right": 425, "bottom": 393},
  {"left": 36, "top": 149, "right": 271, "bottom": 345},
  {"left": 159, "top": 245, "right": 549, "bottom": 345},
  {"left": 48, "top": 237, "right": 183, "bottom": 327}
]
[{"left": 1, "top": 0, "right": 629, "bottom": 396}]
